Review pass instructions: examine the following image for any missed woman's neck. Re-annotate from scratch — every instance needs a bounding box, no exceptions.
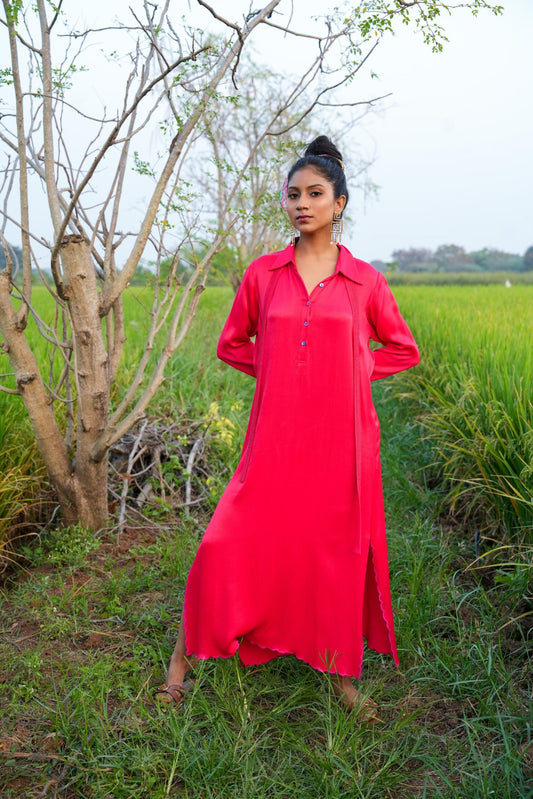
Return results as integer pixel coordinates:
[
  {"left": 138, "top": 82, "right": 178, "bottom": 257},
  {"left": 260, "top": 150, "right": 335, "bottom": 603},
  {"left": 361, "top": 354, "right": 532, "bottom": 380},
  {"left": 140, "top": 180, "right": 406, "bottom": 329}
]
[{"left": 295, "top": 231, "right": 338, "bottom": 258}]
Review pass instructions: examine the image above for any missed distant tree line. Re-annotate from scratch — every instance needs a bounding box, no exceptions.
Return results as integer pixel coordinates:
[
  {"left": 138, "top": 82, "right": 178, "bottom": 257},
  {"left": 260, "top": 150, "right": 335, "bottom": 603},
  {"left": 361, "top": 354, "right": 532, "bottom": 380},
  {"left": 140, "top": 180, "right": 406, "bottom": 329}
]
[
  {"left": 1, "top": 244, "right": 232, "bottom": 288},
  {"left": 0, "top": 244, "right": 23, "bottom": 274},
  {"left": 4, "top": 240, "right": 533, "bottom": 286},
  {"left": 373, "top": 244, "right": 533, "bottom": 273}
]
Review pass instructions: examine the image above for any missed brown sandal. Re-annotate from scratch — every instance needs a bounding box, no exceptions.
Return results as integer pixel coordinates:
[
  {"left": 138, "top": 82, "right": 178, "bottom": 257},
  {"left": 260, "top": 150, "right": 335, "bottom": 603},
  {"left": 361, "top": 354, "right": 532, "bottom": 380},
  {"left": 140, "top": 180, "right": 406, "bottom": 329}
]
[{"left": 154, "top": 679, "right": 194, "bottom": 706}]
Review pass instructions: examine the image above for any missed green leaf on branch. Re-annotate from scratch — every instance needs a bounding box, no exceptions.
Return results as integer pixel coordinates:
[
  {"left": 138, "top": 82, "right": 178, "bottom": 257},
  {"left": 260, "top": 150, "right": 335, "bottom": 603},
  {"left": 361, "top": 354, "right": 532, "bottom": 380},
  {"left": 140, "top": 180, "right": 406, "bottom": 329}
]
[
  {"left": 133, "top": 152, "right": 156, "bottom": 178},
  {"left": 0, "top": 67, "right": 14, "bottom": 86},
  {"left": 5, "top": 0, "right": 24, "bottom": 26}
]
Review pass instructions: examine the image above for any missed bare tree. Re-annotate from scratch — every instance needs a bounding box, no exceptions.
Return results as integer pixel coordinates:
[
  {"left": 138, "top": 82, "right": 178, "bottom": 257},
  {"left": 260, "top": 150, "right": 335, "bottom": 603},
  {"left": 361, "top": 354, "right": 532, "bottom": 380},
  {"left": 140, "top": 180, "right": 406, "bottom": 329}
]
[
  {"left": 0, "top": 0, "right": 503, "bottom": 529},
  {"left": 190, "top": 56, "right": 377, "bottom": 290}
]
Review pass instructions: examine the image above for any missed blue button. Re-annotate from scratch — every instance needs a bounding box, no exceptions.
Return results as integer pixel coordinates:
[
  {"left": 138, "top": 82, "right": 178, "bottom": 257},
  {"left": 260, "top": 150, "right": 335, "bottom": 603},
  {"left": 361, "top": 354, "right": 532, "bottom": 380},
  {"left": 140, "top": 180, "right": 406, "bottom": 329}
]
[
  {"left": 304, "top": 321, "right": 308, "bottom": 326},
  {"left": 301, "top": 341, "right": 306, "bottom": 346},
  {"left": 306, "top": 300, "right": 310, "bottom": 306},
  {"left": 319, "top": 282, "right": 324, "bottom": 287}
]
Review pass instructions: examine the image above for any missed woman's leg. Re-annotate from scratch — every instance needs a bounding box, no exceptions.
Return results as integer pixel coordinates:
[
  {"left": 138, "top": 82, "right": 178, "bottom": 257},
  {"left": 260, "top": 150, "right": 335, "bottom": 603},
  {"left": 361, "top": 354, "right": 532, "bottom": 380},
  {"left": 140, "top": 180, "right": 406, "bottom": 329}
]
[
  {"left": 331, "top": 674, "right": 379, "bottom": 721},
  {"left": 155, "top": 622, "right": 198, "bottom": 703}
]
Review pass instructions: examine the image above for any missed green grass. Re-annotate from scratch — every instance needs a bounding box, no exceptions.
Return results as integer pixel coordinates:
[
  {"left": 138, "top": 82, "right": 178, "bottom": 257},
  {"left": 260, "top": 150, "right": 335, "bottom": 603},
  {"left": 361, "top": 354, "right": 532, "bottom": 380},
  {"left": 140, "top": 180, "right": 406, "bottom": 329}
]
[
  {"left": 386, "top": 270, "right": 533, "bottom": 286},
  {"left": 392, "top": 285, "right": 533, "bottom": 541},
  {"left": 0, "top": 290, "right": 531, "bottom": 798},
  {"left": 0, "top": 504, "right": 530, "bottom": 797},
  {"left": 0, "top": 285, "right": 248, "bottom": 554},
  {"left": 0, "top": 418, "right": 46, "bottom": 562},
  {"left": 4, "top": 282, "right": 531, "bottom": 545}
]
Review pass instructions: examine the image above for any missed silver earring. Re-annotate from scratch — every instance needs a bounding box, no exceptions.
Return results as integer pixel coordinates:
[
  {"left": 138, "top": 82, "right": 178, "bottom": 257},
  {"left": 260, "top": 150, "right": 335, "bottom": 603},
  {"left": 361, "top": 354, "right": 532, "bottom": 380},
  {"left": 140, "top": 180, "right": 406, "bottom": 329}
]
[
  {"left": 290, "top": 227, "right": 299, "bottom": 246},
  {"left": 330, "top": 212, "right": 343, "bottom": 245}
]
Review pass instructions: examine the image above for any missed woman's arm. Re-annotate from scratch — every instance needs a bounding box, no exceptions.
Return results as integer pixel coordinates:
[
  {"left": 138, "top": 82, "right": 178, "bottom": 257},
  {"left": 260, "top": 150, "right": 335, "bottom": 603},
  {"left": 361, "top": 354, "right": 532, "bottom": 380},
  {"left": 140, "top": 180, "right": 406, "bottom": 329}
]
[
  {"left": 369, "top": 274, "right": 420, "bottom": 381},
  {"left": 217, "top": 265, "right": 259, "bottom": 377}
]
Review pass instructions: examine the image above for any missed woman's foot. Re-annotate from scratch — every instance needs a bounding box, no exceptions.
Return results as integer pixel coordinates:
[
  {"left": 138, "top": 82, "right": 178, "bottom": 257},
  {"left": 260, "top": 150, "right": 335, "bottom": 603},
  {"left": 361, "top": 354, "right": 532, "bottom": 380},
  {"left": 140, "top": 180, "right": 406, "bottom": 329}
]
[
  {"left": 154, "top": 623, "right": 198, "bottom": 705},
  {"left": 154, "top": 679, "right": 195, "bottom": 705},
  {"left": 331, "top": 675, "right": 380, "bottom": 722}
]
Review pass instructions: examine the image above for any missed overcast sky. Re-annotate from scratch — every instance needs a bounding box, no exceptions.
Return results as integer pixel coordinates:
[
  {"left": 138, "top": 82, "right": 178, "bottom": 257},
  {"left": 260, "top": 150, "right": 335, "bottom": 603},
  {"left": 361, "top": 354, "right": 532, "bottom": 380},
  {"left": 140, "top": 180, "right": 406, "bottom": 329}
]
[
  {"left": 169, "top": 1, "right": 533, "bottom": 263},
  {"left": 204, "top": 0, "right": 533, "bottom": 262},
  {"left": 7, "top": 1, "right": 531, "bottom": 266},
  {"left": 246, "top": 0, "right": 533, "bottom": 263},
  {"left": 344, "top": 0, "right": 533, "bottom": 262}
]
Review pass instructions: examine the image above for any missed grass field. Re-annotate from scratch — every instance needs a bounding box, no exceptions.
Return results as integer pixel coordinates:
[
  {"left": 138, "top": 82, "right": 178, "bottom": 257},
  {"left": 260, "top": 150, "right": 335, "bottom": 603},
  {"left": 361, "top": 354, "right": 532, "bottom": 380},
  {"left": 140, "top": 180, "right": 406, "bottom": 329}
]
[
  {"left": 0, "top": 283, "right": 531, "bottom": 797},
  {"left": 399, "top": 285, "right": 532, "bottom": 531},
  {"left": 385, "top": 271, "right": 533, "bottom": 286}
]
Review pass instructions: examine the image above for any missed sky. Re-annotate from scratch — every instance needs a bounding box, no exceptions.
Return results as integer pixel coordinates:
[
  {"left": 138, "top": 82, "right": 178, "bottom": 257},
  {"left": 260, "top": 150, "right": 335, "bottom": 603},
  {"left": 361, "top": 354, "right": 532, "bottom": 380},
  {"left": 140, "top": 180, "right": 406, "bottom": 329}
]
[
  {"left": 167, "top": 0, "right": 533, "bottom": 263},
  {"left": 3, "top": 0, "right": 532, "bottom": 266},
  {"left": 247, "top": 0, "right": 533, "bottom": 263},
  {"left": 343, "top": 1, "right": 533, "bottom": 262}
]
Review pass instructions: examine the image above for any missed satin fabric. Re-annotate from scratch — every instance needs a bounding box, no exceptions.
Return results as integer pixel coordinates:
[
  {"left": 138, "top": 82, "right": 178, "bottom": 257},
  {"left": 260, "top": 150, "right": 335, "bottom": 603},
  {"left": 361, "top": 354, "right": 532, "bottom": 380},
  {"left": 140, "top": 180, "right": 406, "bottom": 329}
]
[{"left": 183, "top": 244, "right": 419, "bottom": 677}]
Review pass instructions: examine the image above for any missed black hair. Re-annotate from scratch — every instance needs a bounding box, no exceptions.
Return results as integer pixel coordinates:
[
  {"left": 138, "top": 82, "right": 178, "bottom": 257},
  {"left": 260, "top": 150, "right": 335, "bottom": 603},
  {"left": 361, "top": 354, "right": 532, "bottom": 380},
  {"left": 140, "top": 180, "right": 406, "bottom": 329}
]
[{"left": 287, "top": 135, "right": 349, "bottom": 214}]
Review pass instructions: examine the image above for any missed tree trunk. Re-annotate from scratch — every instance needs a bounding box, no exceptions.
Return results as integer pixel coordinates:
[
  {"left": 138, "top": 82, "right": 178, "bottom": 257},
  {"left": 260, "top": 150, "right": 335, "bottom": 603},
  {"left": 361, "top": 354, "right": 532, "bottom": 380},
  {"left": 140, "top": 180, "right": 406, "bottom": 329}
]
[
  {"left": 60, "top": 235, "right": 110, "bottom": 529},
  {"left": 0, "top": 236, "right": 111, "bottom": 530},
  {"left": 0, "top": 270, "right": 76, "bottom": 516}
]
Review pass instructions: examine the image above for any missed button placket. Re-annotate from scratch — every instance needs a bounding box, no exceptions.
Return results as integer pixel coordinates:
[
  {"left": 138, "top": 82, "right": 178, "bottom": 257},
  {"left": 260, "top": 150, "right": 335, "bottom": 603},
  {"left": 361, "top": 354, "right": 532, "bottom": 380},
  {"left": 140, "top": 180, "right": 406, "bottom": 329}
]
[
  {"left": 298, "top": 295, "right": 310, "bottom": 365},
  {"left": 297, "top": 276, "right": 330, "bottom": 366},
  {"left": 303, "top": 296, "right": 310, "bottom": 344}
]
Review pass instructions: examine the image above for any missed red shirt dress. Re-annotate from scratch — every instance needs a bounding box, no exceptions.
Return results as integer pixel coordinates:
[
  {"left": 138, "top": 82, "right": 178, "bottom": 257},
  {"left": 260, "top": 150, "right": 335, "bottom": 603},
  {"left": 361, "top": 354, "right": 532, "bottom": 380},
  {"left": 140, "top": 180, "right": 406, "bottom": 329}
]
[{"left": 183, "top": 243, "right": 419, "bottom": 678}]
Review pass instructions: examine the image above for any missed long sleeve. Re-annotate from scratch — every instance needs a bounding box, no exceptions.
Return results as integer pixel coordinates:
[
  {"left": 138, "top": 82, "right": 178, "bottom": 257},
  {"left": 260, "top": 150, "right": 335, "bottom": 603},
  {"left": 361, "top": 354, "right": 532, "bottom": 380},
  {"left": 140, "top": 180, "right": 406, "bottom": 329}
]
[
  {"left": 368, "top": 274, "right": 420, "bottom": 381},
  {"left": 217, "top": 265, "right": 259, "bottom": 377}
]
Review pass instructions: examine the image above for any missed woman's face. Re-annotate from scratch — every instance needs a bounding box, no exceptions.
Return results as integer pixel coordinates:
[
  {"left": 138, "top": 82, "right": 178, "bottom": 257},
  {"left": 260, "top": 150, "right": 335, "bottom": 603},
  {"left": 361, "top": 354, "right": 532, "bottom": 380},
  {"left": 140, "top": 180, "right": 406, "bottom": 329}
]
[{"left": 286, "top": 166, "right": 346, "bottom": 239}]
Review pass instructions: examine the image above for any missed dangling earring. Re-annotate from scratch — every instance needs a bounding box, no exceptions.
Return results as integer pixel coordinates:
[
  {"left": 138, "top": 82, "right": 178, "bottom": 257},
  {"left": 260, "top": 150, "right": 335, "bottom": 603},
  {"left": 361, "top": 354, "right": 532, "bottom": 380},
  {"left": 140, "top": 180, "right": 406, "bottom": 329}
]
[
  {"left": 290, "top": 227, "right": 299, "bottom": 246},
  {"left": 330, "top": 212, "right": 343, "bottom": 245}
]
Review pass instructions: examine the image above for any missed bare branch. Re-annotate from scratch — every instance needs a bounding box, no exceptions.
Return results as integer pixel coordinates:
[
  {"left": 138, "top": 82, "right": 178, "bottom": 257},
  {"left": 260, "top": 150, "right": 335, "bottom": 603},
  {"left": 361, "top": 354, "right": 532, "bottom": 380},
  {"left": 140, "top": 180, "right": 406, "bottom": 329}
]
[
  {"left": 117, "top": 417, "right": 148, "bottom": 535},
  {"left": 0, "top": 16, "right": 42, "bottom": 54},
  {"left": 48, "top": 0, "right": 64, "bottom": 32},
  {"left": 49, "top": 45, "right": 212, "bottom": 293},
  {"left": 261, "top": 19, "right": 323, "bottom": 40},
  {"left": 100, "top": 1, "right": 281, "bottom": 315},
  {"left": 64, "top": 25, "right": 145, "bottom": 39},
  {"left": 93, "top": 218, "right": 236, "bottom": 458},
  {"left": 0, "top": 383, "right": 20, "bottom": 395},
  {"left": 28, "top": 94, "right": 120, "bottom": 125},
  {"left": 2, "top": 0, "right": 32, "bottom": 325},
  {"left": 185, "top": 436, "right": 204, "bottom": 515},
  {"left": 37, "top": 0, "right": 63, "bottom": 238},
  {"left": 195, "top": 0, "right": 260, "bottom": 90},
  {"left": 317, "top": 92, "right": 392, "bottom": 109},
  {"left": 196, "top": 0, "right": 243, "bottom": 35}
]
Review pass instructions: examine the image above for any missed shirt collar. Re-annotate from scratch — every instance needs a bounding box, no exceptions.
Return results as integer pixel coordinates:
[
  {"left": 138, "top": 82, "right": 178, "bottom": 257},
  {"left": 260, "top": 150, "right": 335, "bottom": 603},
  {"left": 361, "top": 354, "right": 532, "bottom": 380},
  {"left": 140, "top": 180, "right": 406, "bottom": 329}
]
[{"left": 268, "top": 243, "right": 363, "bottom": 285}]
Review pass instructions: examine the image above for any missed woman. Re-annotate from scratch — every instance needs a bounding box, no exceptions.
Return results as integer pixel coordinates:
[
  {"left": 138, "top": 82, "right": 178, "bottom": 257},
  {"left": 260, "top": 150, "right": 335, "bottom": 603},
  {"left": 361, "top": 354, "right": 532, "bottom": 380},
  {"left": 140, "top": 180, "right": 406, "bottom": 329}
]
[{"left": 156, "top": 136, "right": 420, "bottom": 717}]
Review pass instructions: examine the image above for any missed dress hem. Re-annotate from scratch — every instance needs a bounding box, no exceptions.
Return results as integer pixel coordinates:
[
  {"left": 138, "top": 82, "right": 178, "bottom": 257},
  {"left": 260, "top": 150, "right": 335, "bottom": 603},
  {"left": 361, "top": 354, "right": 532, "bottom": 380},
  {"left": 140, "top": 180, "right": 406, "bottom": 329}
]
[
  {"left": 185, "top": 635, "right": 399, "bottom": 681},
  {"left": 369, "top": 541, "right": 400, "bottom": 667}
]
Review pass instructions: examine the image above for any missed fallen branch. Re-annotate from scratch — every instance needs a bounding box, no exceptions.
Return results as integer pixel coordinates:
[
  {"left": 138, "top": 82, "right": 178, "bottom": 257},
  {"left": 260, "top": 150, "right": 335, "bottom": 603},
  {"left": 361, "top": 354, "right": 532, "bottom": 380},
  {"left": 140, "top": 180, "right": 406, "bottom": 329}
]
[
  {"left": 37, "top": 761, "right": 72, "bottom": 798},
  {"left": 0, "top": 751, "right": 64, "bottom": 761},
  {"left": 117, "top": 417, "right": 148, "bottom": 535},
  {"left": 185, "top": 435, "right": 204, "bottom": 516}
]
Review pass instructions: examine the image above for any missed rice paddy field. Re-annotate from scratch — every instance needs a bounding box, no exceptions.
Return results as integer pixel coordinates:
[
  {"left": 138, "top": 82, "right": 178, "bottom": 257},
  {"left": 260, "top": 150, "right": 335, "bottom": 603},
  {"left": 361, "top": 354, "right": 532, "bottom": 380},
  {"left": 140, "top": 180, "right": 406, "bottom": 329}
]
[
  {"left": 392, "top": 284, "right": 533, "bottom": 541},
  {"left": 0, "top": 281, "right": 531, "bottom": 797}
]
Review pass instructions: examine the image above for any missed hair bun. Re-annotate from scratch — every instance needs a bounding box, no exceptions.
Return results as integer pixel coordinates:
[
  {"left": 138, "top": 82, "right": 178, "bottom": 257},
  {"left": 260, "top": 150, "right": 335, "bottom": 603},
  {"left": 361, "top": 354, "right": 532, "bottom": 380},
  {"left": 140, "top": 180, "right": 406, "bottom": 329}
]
[
  {"left": 287, "top": 134, "right": 349, "bottom": 212},
  {"left": 305, "top": 135, "right": 343, "bottom": 166}
]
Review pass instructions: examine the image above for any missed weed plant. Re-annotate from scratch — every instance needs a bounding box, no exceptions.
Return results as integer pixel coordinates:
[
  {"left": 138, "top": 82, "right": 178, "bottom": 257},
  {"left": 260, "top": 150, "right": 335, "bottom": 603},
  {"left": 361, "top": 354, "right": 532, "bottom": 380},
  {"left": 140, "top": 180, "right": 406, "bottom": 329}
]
[{"left": 0, "top": 416, "right": 46, "bottom": 564}]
